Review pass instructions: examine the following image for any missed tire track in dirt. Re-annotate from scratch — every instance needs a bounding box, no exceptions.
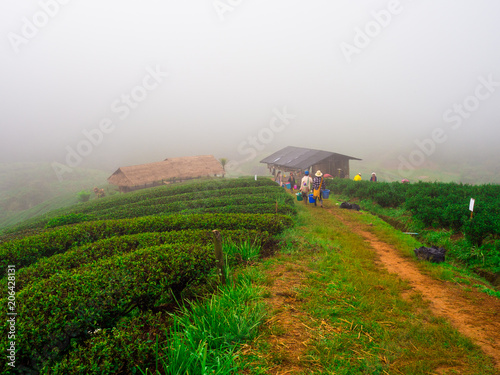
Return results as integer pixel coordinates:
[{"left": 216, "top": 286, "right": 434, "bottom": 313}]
[{"left": 329, "top": 208, "right": 500, "bottom": 371}]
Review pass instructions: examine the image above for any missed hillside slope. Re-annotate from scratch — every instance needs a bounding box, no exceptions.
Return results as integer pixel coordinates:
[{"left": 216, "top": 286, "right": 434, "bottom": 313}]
[{"left": 0, "top": 162, "right": 109, "bottom": 230}]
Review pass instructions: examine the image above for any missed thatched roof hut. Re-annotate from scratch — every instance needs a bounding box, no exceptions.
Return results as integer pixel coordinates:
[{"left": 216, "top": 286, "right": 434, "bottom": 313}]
[{"left": 108, "top": 155, "right": 225, "bottom": 192}]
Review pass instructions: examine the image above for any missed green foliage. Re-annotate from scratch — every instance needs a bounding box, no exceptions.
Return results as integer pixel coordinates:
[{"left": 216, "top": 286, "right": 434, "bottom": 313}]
[
  {"left": 1, "top": 244, "right": 215, "bottom": 371},
  {"left": 45, "top": 213, "right": 91, "bottom": 228},
  {"left": 327, "top": 179, "right": 500, "bottom": 242},
  {"left": 326, "top": 178, "right": 500, "bottom": 274},
  {"left": 47, "top": 311, "right": 171, "bottom": 374},
  {"left": 0, "top": 177, "right": 296, "bottom": 373},
  {"left": 6, "top": 230, "right": 271, "bottom": 293},
  {"left": 0, "top": 213, "right": 293, "bottom": 272},
  {"left": 76, "top": 190, "right": 91, "bottom": 203},
  {"left": 2, "top": 178, "right": 281, "bottom": 234},
  {"left": 223, "top": 240, "right": 262, "bottom": 264},
  {"left": 140, "top": 280, "right": 266, "bottom": 375}
]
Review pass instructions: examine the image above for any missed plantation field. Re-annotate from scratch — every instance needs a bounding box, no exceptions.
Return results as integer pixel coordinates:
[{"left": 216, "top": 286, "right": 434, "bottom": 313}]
[
  {"left": 0, "top": 177, "right": 295, "bottom": 373},
  {"left": 325, "top": 179, "right": 500, "bottom": 283},
  {"left": 2, "top": 176, "right": 499, "bottom": 374}
]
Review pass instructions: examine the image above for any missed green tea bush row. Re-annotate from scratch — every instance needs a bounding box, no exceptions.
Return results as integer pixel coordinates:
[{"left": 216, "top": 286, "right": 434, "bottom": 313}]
[
  {"left": 45, "top": 213, "right": 92, "bottom": 228},
  {"left": 44, "top": 186, "right": 284, "bottom": 229},
  {"left": 44, "top": 311, "right": 172, "bottom": 374},
  {"left": 6, "top": 229, "right": 270, "bottom": 292},
  {"left": 47, "top": 278, "right": 267, "bottom": 374},
  {"left": 0, "top": 244, "right": 214, "bottom": 372},
  {"left": 325, "top": 179, "right": 407, "bottom": 208},
  {"left": 327, "top": 179, "right": 500, "bottom": 270},
  {"left": 184, "top": 203, "right": 296, "bottom": 216},
  {"left": 327, "top": 179, "right": 500, "bottom": 237},
  {"left": 0, "top": 213, "right": 292, "bottom": 272},
  {"left": 3, "top": 178, "right": 279, "bottom": 234},
  {"left": 92, "top": 193, "right": 280, "bottom": 220}
]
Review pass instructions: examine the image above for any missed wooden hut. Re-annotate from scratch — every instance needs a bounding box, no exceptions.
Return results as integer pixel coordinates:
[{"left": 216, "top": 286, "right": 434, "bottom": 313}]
[
  {"left": 260, "top": 146, "right": 361, "bottom": 178},
  {"left": 108, "top": 155, "right": 225, "bottom": 192}
]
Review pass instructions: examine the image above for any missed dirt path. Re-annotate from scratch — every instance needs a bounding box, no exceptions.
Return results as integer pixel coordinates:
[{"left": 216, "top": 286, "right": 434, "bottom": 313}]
[
  {"left": 327, "top": 206, "right": 500, "bottom": 371},
  {"left": 258, "top": 262, "right": 316, "bottom": 374}
]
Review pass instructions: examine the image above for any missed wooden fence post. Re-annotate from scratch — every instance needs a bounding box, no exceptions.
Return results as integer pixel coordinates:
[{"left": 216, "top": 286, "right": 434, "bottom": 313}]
[{"left": 212, "top": 230, "right": 226, "bottom": 285}]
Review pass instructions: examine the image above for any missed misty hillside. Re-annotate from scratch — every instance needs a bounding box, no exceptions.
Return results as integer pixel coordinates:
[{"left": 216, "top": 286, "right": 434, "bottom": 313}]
[
  {"left": 0, "top": 163, "right": 109, "bottom": 230},
  {"left": 1, "top": 153, "right": 498, "bottom": 233}
]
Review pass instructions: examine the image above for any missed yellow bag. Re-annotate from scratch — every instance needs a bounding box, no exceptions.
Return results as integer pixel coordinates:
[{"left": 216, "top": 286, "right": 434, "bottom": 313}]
[
  {"left": 313, "top": 177, "right": 323, "bottom": 199},
  {"left": 313, "top": 188, "right": 320, "bottom": 199}
]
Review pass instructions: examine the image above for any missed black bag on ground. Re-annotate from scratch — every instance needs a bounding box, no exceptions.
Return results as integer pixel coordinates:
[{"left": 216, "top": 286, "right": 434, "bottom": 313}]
[
  {"left": 340, "top": 202, "right": 360, "bottom": 211},
  {"left": 413, "top": 246, "right": 446, "bottom": 263}
]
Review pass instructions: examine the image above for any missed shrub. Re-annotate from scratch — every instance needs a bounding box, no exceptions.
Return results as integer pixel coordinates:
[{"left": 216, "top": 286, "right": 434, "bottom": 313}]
[
  {"left": 9, "top": 230, "right": 270, "bottom": 292},
  {"left": 3, "top": 179, "right": 282, "bottom": 234},
  {"left": 45, "top": 213, "right": 91, "bottom": 228},
  {"left": 46, "top": 311, "right": 171, "bottom": 375},
  {"left": 77, "top": 191, "right": 91, "bottom": 203},
  {"left": 0, "top": 213, "right": 293, "bottom": 272},
  {"left": 2, "top": 244, "right": 215, "bottom": 371}
]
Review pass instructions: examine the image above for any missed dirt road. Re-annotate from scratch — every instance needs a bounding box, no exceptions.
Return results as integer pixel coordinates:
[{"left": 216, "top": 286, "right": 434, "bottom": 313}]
[
  {"left": 327, "top": 206, "right": 500, "bottom": 371},
  {"left": 258, "top": 201, "right": 500, "bottom": 374}
]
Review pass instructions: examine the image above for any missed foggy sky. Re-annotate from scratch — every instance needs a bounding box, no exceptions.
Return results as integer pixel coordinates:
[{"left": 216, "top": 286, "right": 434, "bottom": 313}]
[{"left": 1, "top": 0, "right": 500, "bottom": 176}]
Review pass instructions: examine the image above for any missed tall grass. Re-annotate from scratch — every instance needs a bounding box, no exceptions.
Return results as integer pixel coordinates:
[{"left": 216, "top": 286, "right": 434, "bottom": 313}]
[
  {"left": 223, "top": 240, "right": 261, "bottom": 264},
  {"left": 138, "top": 279, "right": 267, "bottom": 374}
]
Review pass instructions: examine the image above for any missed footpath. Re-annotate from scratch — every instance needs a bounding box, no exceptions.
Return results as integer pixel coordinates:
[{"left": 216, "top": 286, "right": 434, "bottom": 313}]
[{"left": 244, "top": 194, "right": 500, "bottom": 374}]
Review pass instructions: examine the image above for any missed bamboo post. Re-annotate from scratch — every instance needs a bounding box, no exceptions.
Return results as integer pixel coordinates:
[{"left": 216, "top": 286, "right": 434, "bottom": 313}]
[{"left": 212, "top": 230, "right": 226, "bottom": 285}]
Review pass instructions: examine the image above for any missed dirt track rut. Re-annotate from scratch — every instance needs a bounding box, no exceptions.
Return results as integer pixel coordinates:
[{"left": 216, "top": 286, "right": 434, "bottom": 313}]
[{"left": 328, "top": 207, "right": 500, "bottom": 371}]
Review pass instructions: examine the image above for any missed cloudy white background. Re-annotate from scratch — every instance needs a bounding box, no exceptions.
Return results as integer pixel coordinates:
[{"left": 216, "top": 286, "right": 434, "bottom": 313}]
[{"left": 1, "top": 0, "right": 499, "bottom": 175}]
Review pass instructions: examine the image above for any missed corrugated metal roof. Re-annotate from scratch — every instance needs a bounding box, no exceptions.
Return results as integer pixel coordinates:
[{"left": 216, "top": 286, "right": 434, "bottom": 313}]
[{"left": 260, "top": 146, "right": 361, "bottom": 169}]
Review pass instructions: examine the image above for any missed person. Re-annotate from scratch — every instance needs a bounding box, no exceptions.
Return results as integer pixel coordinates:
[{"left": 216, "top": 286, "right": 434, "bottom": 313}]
[
  {"left": 300, "top": 170, "right": 313, "bottom": 204},
  {"left": 312, "top": 170, "right": 326, "bottom": 207},
  {"left": 338, "top": 169, "right": 345, "bottom": 179},
  {"left": 353, "top": 173, "right": 362, "bottom": 181},
  {"left": 275, "top": 171, "right": 282, "bottom": 186},
  {"left": 288, "top": 172, "right": 296, "bottom": 193},
  {"left": 370, "top": 172, "right": 377, "bottom": 182}
]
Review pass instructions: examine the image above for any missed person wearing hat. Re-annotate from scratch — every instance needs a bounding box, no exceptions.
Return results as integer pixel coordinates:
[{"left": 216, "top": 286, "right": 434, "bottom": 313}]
[
  {"left": 312, "top": 170, "right": 326, "bottom": 207},
  {"left": 353, "top": 173, "right": 362, "bottom": 181},
  {"left": 300, "top": 170, "right": 313, "bottom": 204},
  {"left": 370, "top": 172, "right": 377, "bottom": 182}
]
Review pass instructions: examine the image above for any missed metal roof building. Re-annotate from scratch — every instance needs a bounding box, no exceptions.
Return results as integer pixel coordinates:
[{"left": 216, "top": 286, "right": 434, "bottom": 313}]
[{"left": 260, "top": 146, "right": 361, "bottom": 178}]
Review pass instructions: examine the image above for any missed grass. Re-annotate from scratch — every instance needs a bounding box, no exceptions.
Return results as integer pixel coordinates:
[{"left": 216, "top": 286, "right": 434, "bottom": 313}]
[
  {"left": 37, "top": 183, "right": 497, "bottom": 374},
  {"left": 139, "top": 277, "right": 267, "bottom": 374},
  {"left": 339, "top": 197, "right": 500, "bottom": 298},
  {"left": 223, "top": 240, "right": 261, "bottom": 264},
  {"left": 234, "top": 198, "right": 498, "bottom": 374}
]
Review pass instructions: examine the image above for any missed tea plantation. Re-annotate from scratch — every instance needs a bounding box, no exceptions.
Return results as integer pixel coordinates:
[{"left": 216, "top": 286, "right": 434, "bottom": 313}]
[
  {"left": 0, "top": 178, "right": 296, "bottom": 373},
  {"left": 326, "top": 179, "right": 500, "bottom": 278}
]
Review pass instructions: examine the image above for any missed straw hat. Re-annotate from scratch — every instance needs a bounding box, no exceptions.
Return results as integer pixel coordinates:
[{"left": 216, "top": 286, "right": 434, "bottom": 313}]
[{"left": 315, "top": 170, "right": 323, "bottom": 177}]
